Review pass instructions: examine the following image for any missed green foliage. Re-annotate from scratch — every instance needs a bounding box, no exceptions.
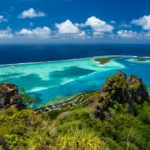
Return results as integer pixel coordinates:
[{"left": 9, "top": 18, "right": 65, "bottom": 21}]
[
  {"left": 103, "top": 137, "right": 122, "bottom": 150},
  {"left": 0, "top": 100, "right": 149, "bottom": 149},
  {"left": 5, "top": 134, "right": 21, "bottom": 150},
  {"left": 138, "top": 102, "right": 150, "bottom": 124},
  {"left": 0, "top": 72, "right": 149, "bottom": 149},
  {"left": 0, "top": 146, "right": 2, "bottom": 150},
  {"left": 57, "top": 129, "right": 108, "bottom": 150},
  {"left": 20, "top": 88, "right": 35, "bottom": 103}
]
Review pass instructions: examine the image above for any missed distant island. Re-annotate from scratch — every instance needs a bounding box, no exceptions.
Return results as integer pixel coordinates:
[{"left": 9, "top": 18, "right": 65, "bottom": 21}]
[
  {"left": 0, "top": 71, "right": 149, "bottom": 150},
  {"left": 95, "top": 56, "right": 121, "bottom": 65},
  {"left": 134, "top": 57, "right": 150, "bottom": 62}
]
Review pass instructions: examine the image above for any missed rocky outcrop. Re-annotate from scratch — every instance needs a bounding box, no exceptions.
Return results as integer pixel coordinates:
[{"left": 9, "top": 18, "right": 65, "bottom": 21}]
[
  {"left": 0, "top": 83, "right": 25, "bottom": 110},
  {"left": 86, "top": 71, "right": 149, "bottom": 119}
]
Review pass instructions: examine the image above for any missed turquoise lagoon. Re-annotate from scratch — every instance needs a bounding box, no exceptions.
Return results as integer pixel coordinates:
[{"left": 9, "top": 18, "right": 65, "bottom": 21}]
[{"left": 0, "top": 56, "right": 150, "bottom": 108}]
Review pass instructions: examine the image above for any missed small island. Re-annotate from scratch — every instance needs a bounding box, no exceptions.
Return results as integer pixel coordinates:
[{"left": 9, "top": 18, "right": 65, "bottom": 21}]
[
  {"left": 95, "top": 56, "right": 121, "bottom": 65},
  {"left": 134, "top": 57, "right": 150, "bottom": 62}
]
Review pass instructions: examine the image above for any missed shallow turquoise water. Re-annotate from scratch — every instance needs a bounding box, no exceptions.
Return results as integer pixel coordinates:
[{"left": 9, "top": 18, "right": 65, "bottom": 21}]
[{"left": 0, "top": 56, "right": 150, "bottom": 108}]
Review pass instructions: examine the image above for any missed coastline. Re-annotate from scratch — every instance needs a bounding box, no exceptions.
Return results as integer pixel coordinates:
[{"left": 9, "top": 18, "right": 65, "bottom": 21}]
[{"left": 1, "top": 55, "right": 150, "bottom": 108}]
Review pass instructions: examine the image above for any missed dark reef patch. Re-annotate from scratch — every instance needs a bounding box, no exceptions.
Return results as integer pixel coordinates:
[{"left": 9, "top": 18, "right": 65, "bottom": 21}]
[{"left": 50, "top": 67, "right": 95, "bottom": 78}]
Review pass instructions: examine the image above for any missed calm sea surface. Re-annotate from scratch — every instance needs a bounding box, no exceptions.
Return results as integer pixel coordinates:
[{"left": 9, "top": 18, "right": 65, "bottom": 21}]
[{"left": 0, "top": 44, "right": 150, "bottom": 64}]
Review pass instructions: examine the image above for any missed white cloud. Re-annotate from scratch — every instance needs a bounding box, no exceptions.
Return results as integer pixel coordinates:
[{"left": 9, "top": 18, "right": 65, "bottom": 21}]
[
  {"left": 56, "top": 20, "right": 80, "bottom": 34},
  {"left": 19, "top": 8, "right": 46, "bottom": 19},
  {"left": 55, "top": 19, "right": 85, "bottom": 37},
  {"left": 117, "top": 30, "right": 138, "bottom": 38},
  {"left": 62, "top": 17, "right": 114, "bottom": 37},
  {"left": 16, "top": 27, "right": 51, "bottom": 38},
  {"left": 2, "top": 15, "right": 150, "bottom": 42},
  {"left": 142, "top": 31, "right": 150, "bottom": 39},
  {"left": 0, "top": 15, "right": 7, "bottom": 22},
  {"left": 131, "top": 15, "right": 150, "bottom": 30},
  {"left": 81, "top": 16, "right": 114, "bottom": 35},
  {"left": 0, "top": 28, "right": 13, "bottom": 39}
]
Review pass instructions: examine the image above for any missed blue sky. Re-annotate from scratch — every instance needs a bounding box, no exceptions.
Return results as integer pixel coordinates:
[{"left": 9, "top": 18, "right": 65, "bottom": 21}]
[{"left": 0, "top": 0, "right": 150, "bottom": 43}]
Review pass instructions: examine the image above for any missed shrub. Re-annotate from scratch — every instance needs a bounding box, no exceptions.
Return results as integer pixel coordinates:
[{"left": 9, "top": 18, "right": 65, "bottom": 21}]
[{"left": 56, "top": 129, "right": 109, "bottom": 150}]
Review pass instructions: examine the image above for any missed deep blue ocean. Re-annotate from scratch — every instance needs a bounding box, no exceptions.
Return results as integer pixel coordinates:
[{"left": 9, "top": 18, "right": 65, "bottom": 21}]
[
  {"left": 0, "top": 44, "right": 150, "bottom": 64},
  {"left": 0, "top": 44, "right": 150, "bottom": 108}
]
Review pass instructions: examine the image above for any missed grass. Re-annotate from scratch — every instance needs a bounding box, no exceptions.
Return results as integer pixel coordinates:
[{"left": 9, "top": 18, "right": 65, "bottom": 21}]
[{"left": 0, "top": 101, "right": 149, "bottom": 149}]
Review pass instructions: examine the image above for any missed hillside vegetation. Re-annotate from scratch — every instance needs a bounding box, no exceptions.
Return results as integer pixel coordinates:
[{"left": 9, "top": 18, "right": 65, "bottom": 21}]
[{"left": 0, "top": 71, "right": 150, "bottom": 150}]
